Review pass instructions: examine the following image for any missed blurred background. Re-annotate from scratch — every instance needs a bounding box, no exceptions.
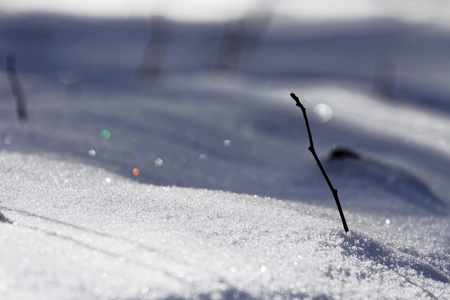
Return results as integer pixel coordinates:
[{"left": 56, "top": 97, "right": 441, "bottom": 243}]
[
  {"left": 1, "top": 0, "right": 449, "bottom": 24},
  {"left": 1, "top": 0, "right": 450, "bottom": 207},
  {"left": 1, "top": 0, "right": 449, "bottom": 90}
]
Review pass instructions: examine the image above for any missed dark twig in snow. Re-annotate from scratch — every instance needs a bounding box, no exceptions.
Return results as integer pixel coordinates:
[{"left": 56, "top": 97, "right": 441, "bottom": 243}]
[
  {"left": 290, "top": 93, "right": 349, "bottom": 233},
  {"left": 373, "top": 53, "right": 396, "bottom": 100},
  {"left": 137, "top": 16, "right": 171, "bottom": 82},
  {"left": 6, "top": 53, "right": 27, "bottom": 121},
  {"left": 215, "top": 0, "right": 277, "bottom": 72},
  {"left": 0, "top": 210, "right": 10, "bottom": 223}
]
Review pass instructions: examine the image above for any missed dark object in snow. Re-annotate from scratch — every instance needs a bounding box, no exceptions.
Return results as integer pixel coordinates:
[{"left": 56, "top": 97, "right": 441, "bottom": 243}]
[
  {"left": 215, "top": 2, "right": 275, "bottom": 72},
  {"left": 0, "top": 211, "right": 9, "bottom": 223},
  {"left": 373, "top": 53, "right": 396, "bottom": 100},
  {"left": 327, "top": 155, "right": 448, "bottom": 215},
  {"left": 329, "top": 148, "right": 360, "bottom": 160},
  {"left": 6, "top": 53, "right": 27, "bottom": 121},
  {"left": 137, "top": 16, "right": 171, "bottom": 82},
  {"left": 215, "top": 19, "right": 247, "bottom": 72},
  {"left": 290, "top": 92, "right": 349, "bottom": 233}
]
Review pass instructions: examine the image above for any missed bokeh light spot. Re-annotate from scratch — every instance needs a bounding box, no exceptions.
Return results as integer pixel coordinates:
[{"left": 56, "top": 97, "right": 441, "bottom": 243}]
[
  {"left": 154, "top": 158, "right": 163, "bottom": 167},
  {"left": 132, "top": 168, "right": 140, "bottom": 176},
  {"left": 101, "top": 129, "right": 111, "bottom": 140},
  {"left": 314, "top": 103, "right": 333, "bottom": 122}
]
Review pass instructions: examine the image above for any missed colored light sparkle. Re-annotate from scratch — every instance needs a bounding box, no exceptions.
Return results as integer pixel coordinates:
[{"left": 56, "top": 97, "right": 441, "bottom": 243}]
[
  {"left": 132, "top": 168, "right": 140, "bottom": 176},
  {"left": 101, "top": 129, "right": 111, "bottom": 140}
]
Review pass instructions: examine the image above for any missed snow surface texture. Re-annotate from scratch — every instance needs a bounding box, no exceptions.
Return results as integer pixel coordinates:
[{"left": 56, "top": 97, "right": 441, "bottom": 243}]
[
  {"left": 1, "top": 153, "right": 449, "bottom": 299},
  {"left": 0, "top": 12, "right": 450, "bottom": 300}
]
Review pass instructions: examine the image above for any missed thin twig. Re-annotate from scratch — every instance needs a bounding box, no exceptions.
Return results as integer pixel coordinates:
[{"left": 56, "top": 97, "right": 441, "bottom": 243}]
[{"left": 290, "top": 93, "right": 349, "bottom": 232}]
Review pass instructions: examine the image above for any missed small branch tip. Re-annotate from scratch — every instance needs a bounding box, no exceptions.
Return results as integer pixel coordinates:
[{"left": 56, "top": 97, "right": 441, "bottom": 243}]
[{"left": 290, "top": 92, "right": 300, "bottom": 103}]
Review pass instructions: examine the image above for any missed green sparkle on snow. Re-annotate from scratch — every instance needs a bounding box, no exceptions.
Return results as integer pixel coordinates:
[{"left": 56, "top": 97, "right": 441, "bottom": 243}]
[{"left": 101, "top": 129, "right": 111, "bottom": 140}]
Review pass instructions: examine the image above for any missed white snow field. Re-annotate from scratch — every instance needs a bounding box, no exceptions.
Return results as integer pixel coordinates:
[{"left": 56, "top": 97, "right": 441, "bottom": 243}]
[{"left": 1, "top": 8, "right": 450, "bottom": 300}]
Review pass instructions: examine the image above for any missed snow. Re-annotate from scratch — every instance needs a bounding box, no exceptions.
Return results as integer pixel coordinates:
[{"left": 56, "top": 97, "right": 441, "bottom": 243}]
[
  {"left": 1, "top": 152, "right": 448, "bottom": 299},
  {"left": 0, "top": 8, "right": 450, "bottom": 300}
]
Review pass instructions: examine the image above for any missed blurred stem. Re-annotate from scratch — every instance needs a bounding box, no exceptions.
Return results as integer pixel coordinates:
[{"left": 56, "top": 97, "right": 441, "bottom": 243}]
[{"left": 6, "top": 53, "right": 27, "bottom": 121}]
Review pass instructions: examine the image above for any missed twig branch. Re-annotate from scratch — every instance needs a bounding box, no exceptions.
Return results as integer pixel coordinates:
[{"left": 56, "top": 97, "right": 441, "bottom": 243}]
[{"left": 290, "top": 93, "right": 349, "bottom": 232}]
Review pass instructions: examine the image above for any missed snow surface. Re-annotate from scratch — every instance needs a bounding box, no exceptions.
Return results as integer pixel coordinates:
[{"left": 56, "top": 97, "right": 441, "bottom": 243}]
[{"left": 0, "top": 10, "right": 450, "bottom": 300}]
